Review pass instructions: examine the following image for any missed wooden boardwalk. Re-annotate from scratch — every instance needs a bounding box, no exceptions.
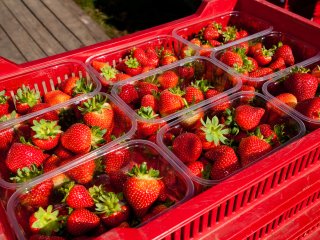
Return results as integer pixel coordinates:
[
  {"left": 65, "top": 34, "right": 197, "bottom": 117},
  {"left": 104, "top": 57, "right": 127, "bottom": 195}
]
[{"left": 0, "top": 0, "right": 110, "bottom": 64}]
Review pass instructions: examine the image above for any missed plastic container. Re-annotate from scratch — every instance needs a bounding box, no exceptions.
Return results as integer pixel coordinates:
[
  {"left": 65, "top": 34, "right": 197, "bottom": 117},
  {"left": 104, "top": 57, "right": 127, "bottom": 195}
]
[
  {"left": 85, "top": 35, "right": 198, "bottom": 91},
  {"left": 6, "top": 139, "right": 194, "bottom": 240},
  {"left": 0, "top": 92, "right": 136, "bottom": 194},
  {"left": 0, "top": 60, "right": 101, "bottom": 129},
  {"left": 111, "top": 56, "right": 242, "bottom": 127},
  {"left": 173, "top": 11, "right": 273, "bottom": 54},
  {"left": 262, "top": 58, "right": 320, "bottom": 131},
  {"left": 211, "top": 31, "right": 320, "bottom": 88},
  {"left": 157, "top": 91, "right": 305, "bottom": 190}
]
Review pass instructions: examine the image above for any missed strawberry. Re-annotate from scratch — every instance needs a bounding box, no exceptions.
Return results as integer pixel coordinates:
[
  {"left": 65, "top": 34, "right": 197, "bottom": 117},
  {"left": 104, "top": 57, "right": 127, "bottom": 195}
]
[
  {"left": 158, "top": 88, "right": 186, "bottom": 117},
  {"left": 186, "top": 160, "right": 209, "bottom": 179},
  {"left": 221, "top": 26, "right": 239, "bottom": 43},
  {"left": 178, "top": 64, "right": 195, "bottom": 80},
  {"left": 160, "top": 55, "right": 178, "bottom": 66},
  {"left": 0, "top": 123, "right": 14, "bottom": 153},
  {"left": 118, "top": 84, "right": 139, "bottom": 105},
  {"left": 63, "top": 183, "right": 94, "bottom": 208},
  {"left": 255, "top": 124, "right": 278, "bottom": 144},
  {"left": 180, "top": 45, "right": 196, "bottom": 59},
  {"left": 109, "top": 170, "right": 130, "bottom": 192},
  {"left": 15, "top": 85, "right": 41, "bottom": 114},
  {"left": 238, "top": 135, "right": 272, "bottom": 166},
  {"left": 31, "top": 119, "right": 62, "bottom": 150},
  {"left": 234, "top": 105, "right": 265, "bottom": 131},
  {"left": 284, "top": 67, "right": 318, "bottom": 102},
  {"left": 172, "top": 132, "right": 202, "bottom": 163},
  {"left": 248, "top": 42, "right": 263, "bottom": 56},
  {"left": 246, "top": 57, "right": 259, "bottom": 72},
  {"left": 79, "top": 95, "right": 114, "bottom": 132},
  {"left": 136, "top": 81, "right": 159, "bottom": 98},
  {"left": 44, "top": 90, "right": 71, "bottom": 106},
  {"left": 136, "top": 106, "right": 164, "bottom": 138},
  {"left": 89, "top": 185, "right": 130, "bottom": 227},
  {"left": 54, "top": 143, "right": 74, "bottom": 159},
  {"left": 142, "top": 204, "right": 168, "bottom": 222},
  {"left": 269, "top": 57, "right": 286, "bottom": 71},
  {"left": 140, "top": 94, "right": 159, "bottom": 113},
  {"left": 29, "top": 205, "right": 62, "bottom": 235},
  {"left": 157, "top": 70, "right": 179, "bottom": 89},
  {"left": 157, "top": 179, "right": 167, "bottom": 202},
  {"left": 5, "top": 142, "right": 48, "bottom": 173},
  {"left": 220, "top": 50, "right": 243, "bottom": 68},
  {"left": 295, "top": 97, "right": 320, "bottom": 130},
  {"left": 205, "top": 145, "right": 241, "bottom": 180},
  {"left": 28, "top": 103, "right": 59, "bottom": 123},
  {"left": 205, "top": 88, "right": 221, "bottom": 99},
  {"left": 184, "top": 86, "right": 204, "bottom": 105},
  {"left": 131, "top": 47, "right": 149, "bottom": 66},
  {"left": 123, "top": 162, "right": 161, "bottom": 217},
  {"left": 66, "top": 208, "right": 100, "bottom": 236},
  {"left": 0, "top": 90, "right": 11, "bottom": 116},
  {"left": 248, "top": 67, "right": 273, "bottom": 78},
  {"left": 59, "top": 76, "right": 80, "bottom": 96},
  {"left": 60, "top": 157, "right": 96, "bottom": 184},
  {"left": 271, "top": 93, "right": 298, "bottom": 110},
  {"left": 311, "top": 65, "right": 320, "bottom": 84},
  {"left": 20, "top": 179, "right": 53, "bottom": 207},
  {"left": 104, "top": 148, "right": 131, "bottom": 174},
  {"left": 92, "top": 60, "right": 107, "bottom": 71},
  {"left": 203, "top": 25, "right": 220, "bottom": 41},
  {"left": 253, "top": 46, "right": 275, "bottom": 66},
  {"left": 274, "top": 43, "right": 295, "bottom": 66},
  {"left": 123, "top": 57, "right": 142, "bottom": 76},
  {"left": 145, "top": 46, "right": 159, "bottom": 67},
  {"left": 238, "top": 29, "right": 249, "bottom": 38}
]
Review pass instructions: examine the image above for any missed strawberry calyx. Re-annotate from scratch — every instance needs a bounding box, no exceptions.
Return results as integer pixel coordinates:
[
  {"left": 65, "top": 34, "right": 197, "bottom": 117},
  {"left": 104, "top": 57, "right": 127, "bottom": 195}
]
[
  {"left": 168, "top": 87, "right": 185, "bottom": 97},
  {"left": 222, "top": 26, "right": 237, "bottom": 43},
  {"left": 78, "top": 94, "right": 110, "bottom": 114},
  {"left": 15, "top": 85, "right": 41, "bottom": 107},
  {"left": 223, "top": 108, "right": 240, "bottom": 135},
  {"left": 290, "top": 66, "right": 310, "bottom": 74},
  {"left": 0, "top": 90, "right": 9, "bottom": 104},
  {"left": 191, "top": 79, "right": 212, "bottom": 93},
  {"left": 72, "top": 78, "right": 95, "bottom": 96},
  {"left": 127, "top": 162, "right": 160, "bottom": 180},
  {"left": 101, "top": 64, "right": 118, "bottom": 81},
  {"left": 59, "top": 181, "right": 76, "bottom": 202},
  {"left": 200, "top": 116, "right": 230, "bottom": 145},
  {"left": 10, "top": 164, "right": 43, "bottom": 183},
  {"left": 137, "top": 106, "right": 158, "bottom": 119},
  {"left": 251, "top": 127, "right": 273, "bottom": 144},
  {"left": 31, "top": 119, "right": 62, "bottom": 140},
  {"left": 182, "top": 46, "right": 196, "bottom": 57},
  {"left": 0, "top": 111, "right": 17, "bottom": 122},
  {"left": 91, "top": 126, "right": 107, "bottom": 150},
  {"left": 125, "top": 57, "right": 140, "bottom": 69},
  {"left": 31, "top": 205, "right": 63, "bottom": 235},
  {"left": 274, "top": 124, "right": 289, "bottom": 144}
]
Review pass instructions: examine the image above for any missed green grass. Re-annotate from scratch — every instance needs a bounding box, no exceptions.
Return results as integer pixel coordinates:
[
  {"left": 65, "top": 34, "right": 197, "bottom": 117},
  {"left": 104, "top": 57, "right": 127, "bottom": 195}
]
[{"left": 74, "top": 0, "right": 127, "bottom": 38}]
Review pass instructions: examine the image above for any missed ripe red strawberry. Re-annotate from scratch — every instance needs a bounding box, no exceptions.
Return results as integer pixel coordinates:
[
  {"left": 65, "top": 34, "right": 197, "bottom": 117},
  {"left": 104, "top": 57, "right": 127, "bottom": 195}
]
[
  {"left": 269, "top": 57, "right": 286, "bottom": 71},
  {"left": 66, "top": 208, "right": 100, "bottom": 236},
  {"left": 205, "top": 145, "right": 241, "bottom": 180},
  {"left": 118, "top": 84, "right": 139, "bottom": 105},
  {"left": 178, "top": 64, "right": 195, "bottom": 80},
  {"left": 89, "top": 185, "right": 130, "bottom": 227},
  {"left": 64, "top": 184, "right": 94, "bottom": 208},
  {"left": 246, "top": 57, "right": 259, "bottom": 72},
  {"left": 234, "top": 105, "right": 265, "bottom": 131},
  {"left": 140, "top": 94, "right": 159, "bottom": 113},
  {"left": 160, "top": 55, "right": 178, "bottom": 66},
  {"left": 29, "top": 205, "right": 62, "bottom": 235},
  {"left": 136, "top": 106, "right": 164, "bottom": 138},
  {"left": 15, "top": 85, "right": 41, "bottom": 114},
  {"left": 203, "top": 25, "right": 220, "bottom": 40},
  {"left": 205, "top": 88, "right": 221, "bottom": 99},
  {"left": 92, "top": 60, "right": 107, "bottom": 71},
  {"left": 123, "top": 57, "right": 142, "bottom": 76},
  {"left": 0, "top": 127, "right": 14, "bottom": 153},
  {"left": 295, "top": 97, "right": 320, "bottom": 130},
  {"left": 266, "top": 93, "right": 297, "bottom": 119},
  {"left": 60, "top": 158, "right": 96, "bottom": 184},
  {"left": 180, "top": 45, "right": 196, "bottom": 58},
  {"left": 123, "top": 162, "right": 161, "bottom": 217},
  {"left": 136, "top": 81, "right": 159, "bottom": 98},
  {"left": 284, "top": 69, "right": 318, "bottom": 102},
  {"left": 145, "top": 46, "right": 159, "bottom": 67},
  {"left": 20, "top": 179, "right": 54, "bottom": 207},
  {"left": 238, "top": 29, "right": 249, "bottom": 38},
  {"left": 157, "top": 70, "right": 179, "bottom": 89},
  {"left": 59, "top": 76, "right": 80, "bottom": 96},
  {"left": 109, "top": 170, "right": 130, "bottom": 192},
  {"left": 221, "top": 26, "right": 239, "bottom": 43},
  {"left": 172, "top": 132, "right": 202, "bottom": 163},
  {"left": 311, "top": 65, "right": 320, "bottom": 84},
  {"left": 157, "top": 179, "right": 167, "bottom": 202},
  {"left": 142, "top": 204, "right": 168, "bottom": 222},
  {"left": 248, "top": 42, "right": 263, "bottom": 56},
  {"left": 158, "top": 88, "right": 186, "bottom": 116},
  {"left": 44, "top": 90, "right": 71, "bottom": 106},
  {"left": 256, "top": 124, "right": 278, "bottom": 144},
  {"left": 253, "top": 46, "right": 275, "bottom": 66},
  {"left": 220, "top": 50, "right": 243, "bottom": 68},
  {"left": 0, "top": 90, "right": 10, "bottom": 116},
  {"left": 238, "top": 135, "right": 272, "bottom": 166},
  {"left": 31, "top": 119, "right": 62, "bottom": 150},
  {"left": 131, "top": 47, "right": 149, "bottom": 66},
  {"left": 28, "top": 103, "right": 59, "bottom": 123},
  {"left": 54, "top": 143, "right": 74, "bottom": 159},
  {"left": 248, "top": 67, "right": 273, "bottom": 78},
  {"left": 274, "top": 43, "right": 295, "bottom": 66},
  {"left": 5, "top": 142, "right": 48, "bottom": 173},
  {"left": 184, "top": 86, "right": 204, "bottom": 104},
  {"left": 104, "top": 148, "right": 131, "bottom": 174},
  {"left": 186, "top": 160, "right": 207, "bottom": 179}
]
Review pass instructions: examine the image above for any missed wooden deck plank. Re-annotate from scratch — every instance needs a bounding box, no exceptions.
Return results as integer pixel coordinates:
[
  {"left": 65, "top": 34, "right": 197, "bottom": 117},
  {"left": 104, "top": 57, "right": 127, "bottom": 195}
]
[
  {"left": 0, "top": 0, "right": 46, "bottom": 62},
  {"left": 22, "top": 0, "right": 84, "bottom": 51},
  {"left": 2, "top": 0, "right": 66, "bottom": 56},
  {"left": 0, "top": 25, "right": 26, "bottom": 64},
  {"left": 60, "top": 0, "right": 110, "bottom": 43},
  {"left": 42, "top": 0, "right": 100, "bottom": 46}
]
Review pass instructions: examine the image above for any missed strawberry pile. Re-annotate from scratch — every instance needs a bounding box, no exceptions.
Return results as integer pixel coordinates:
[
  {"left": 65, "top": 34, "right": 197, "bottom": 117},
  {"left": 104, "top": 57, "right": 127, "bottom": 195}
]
[
  {"left": 0, "top": 77, "right": 96, "bottom": 125},
  {"left": 264, "top": 65, "right": 320, "bottom": 130},
  {"left": 115, "top": 58, "right": 237, "bottom": 140},
  {"left": 91, "top": 42, "right": 195, "bottom": 89},
  {"left": 180, "top": 21, "right": 250, "bottom": 57},
  {"left": 216, "top": 41, "right": 295, "bottom": 83},
  {"left": 0, "top": 93, "right": 133, "bottom": 185},
  {"left": 14, "top": 143, "right": 187, "bottom": 239},
  {"left": 160, "top": 92, "right": 301, "bottom": 192}
]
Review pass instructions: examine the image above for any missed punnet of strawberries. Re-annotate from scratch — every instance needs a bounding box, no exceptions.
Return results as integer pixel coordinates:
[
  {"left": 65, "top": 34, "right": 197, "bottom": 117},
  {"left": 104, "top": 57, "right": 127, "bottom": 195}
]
[
  {"left": 113, "top": 57, "right": 240, "bottom": 137},
  {"left": 173, "top": 11, "right": 272, "bottom": 57},
  {"left": 263, "top": 61, "right": 320, "bottom": 131},
  {"left": 213, "top": 32, "right": 319, "bottom": 88},
  {"left": 9, "top": 141, "right": 191, "bottom": 239},
  {"left": 157, "top": 91, "right": 304, "bottom": 193},
  {"left": 0, "top": 93, "right": 134, "bottom": 189},
  {"left": 88, "top": 36, "right": 197, "bottom": 90}
]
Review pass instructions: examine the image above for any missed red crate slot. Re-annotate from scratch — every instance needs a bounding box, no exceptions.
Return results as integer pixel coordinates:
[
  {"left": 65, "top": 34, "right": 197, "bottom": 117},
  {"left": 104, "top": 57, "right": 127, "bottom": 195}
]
[
  {"left": 0, "top": 92, "right": 136, "bottom": 201},
  {"left": 6, "top": 140, "right": 194, "bottom": 240}
]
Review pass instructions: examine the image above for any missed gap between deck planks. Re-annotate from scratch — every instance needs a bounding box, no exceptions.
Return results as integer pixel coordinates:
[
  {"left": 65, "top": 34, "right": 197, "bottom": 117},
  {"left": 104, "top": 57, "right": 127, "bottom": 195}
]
[{"left": 0, "top": 0, "right": 110, "bottom": 65}]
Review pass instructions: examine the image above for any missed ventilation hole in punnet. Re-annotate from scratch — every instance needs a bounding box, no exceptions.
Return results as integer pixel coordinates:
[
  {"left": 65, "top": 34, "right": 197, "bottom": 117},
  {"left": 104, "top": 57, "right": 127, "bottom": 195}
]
[
  {"left": 270, "top": 171, "right": 278, "bottom": 189},
  {"left": 265, "top": 223, "right": 270, "bottom": 234},
  {"left": 233, "top": 195, "right": 238, "bottom": 212},
  {"left": 86, "top": 73, "right": 90, "bottom": 82},
  {"left": 112, "top": 59, "right": 117, "bottom": 67},
  {"left": 302, "top": 154, "right": 310, "bottom": 171},
  {"left": 277, "top": 214, "right": 284, "bottom": 226},
  {"left": 78, "top": 71, "right": 83, "bottom": 78},
  {"left": 57, "top": 76, "right": 62, "bottom": 86},
  {"left": 179, "top": 226, "right": 185, "bottom": 240},
  {"left": 10, "top": 90, "right": 16, "bottom": 105},
  {"left": 261, "top": 177, "right": 269, "bottom": 195},
  {"left": 64, "top": 74, "right": 68, "bottom": 80},
  {"left": 313, "top": 147, "right": 320, "bottom": 163},
  {"left": 293, "top": 204, "right": 299, "bottom": 215},
  {"left": 291, "top": 158, "right": 300, "bottom": 176},
  {"left": 298, "top": 157, "right": 305, "bottom": 173},
  {"left": 207, "top": 210, "right": 212, "bottom": 228},
  {"left": 248, "top": 186, "right": 255, "bottom": 203},
  {"left": 198, "top": 216, "right": 204, "bottom": 233},
  {"left": 285, "top": 162, "right": 293, "bottom": 180},
  {"left": 306, "top": 195, "right": 312, "bottom": 207},
  {"left": 189, "top": 221, "right": 195, "bottom": 238},
  {"left": 306, "top": 151, "right": 315, "bottom": 167},
  {"left": 49, "top": 79, "right": 55, "bottom": 91},
  {"left": 277, "top": 167, "right": 285, "bottom": 185},
  {"left": 34, "top": 84, "right": 40, "bottom": 95},
  {"left": 241, "top": 190, "right": 247, "bottom": 208},
  {"left": 312, "top": 192, "right": 318, "bottom": 202},
  {"left": 216, "top": 205, "right": 221, "bottom": 223},
  {"left": 255, "top": 181, "right": 263, "bottom": 199},
  {"left": 317, "top": 191, "right": 320, "bottom": 199},
  {"left": 224, "top": 200, "right": 230, "bottom": 217},
  {"left": 271, "top": 219, "right": 277, "bottom": 230}
]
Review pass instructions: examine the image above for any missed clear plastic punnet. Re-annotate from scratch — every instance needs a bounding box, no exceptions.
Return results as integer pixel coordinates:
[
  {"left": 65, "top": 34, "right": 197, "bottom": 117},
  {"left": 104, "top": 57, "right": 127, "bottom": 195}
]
[
  {"left": 111, "top": 56, "right": 242, "bottom": 129},
  {"left": 173, "top": 11, "right": 273, "bottom": 54},
  {"left": 211, "top": 31, "right": 320, "bottom": 89},
  {"left": 0, "top": 60, "right": 101, "bottom": 129},
  {"left": 6, "top": 139, "right": 194, "bottom": 240},
  {"left": 157, "top": 91, "right": 305, "bottom": 192},
  {"left": 0, "top": 92, "right": 136, "bottom": 195},
  {"left": 85, "top": 35, "right": 198, "bottom": 91},
  {"left": 262, "top": 57, "right": 320, "bottom": 131}
]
